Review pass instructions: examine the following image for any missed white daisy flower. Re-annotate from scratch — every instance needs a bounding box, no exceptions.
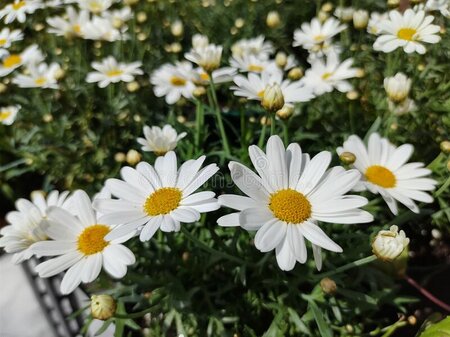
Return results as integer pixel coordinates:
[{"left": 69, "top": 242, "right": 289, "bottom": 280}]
[
  {"left": 13, "top": 62, "right": 61, "bottom": 89},
  {"left": 0, "top": 28, "right": 24, "bottom": 51},
  {"left": 388, "top": 98, "right": 417, "bottom": 116},
  {"left": 150, "top": 61, "right": 196, "bottom": 104},
  {"left": 192, "top": 34, "right": 209, "bottom": 51},
  {"left": 217, "top": 135, "right": 373, "bottom": 271},
  {"left": 86, "top": 56, "right": 143, "bottom": 88},
  {"left": 334, "top": 6, "right": 355, "bottom": 22},
  {"left": 384, "top": 72, "right": 411, "bottom": 103},
  {"left": 0, "top": 44, "right": 44, "bottom": 77},
  {"left": 193, "top": 67, "right": 237, "bottom": 85},
  {"left": 31, "top": 190, "right": 136, "bottom": 295},
  {"left": 0, "top": 190, "right": 70, "bottom": 264},
  {"left": 229, "top": 54, "right": 272, "bottom": 74},
  {"left": 293, "top": 17, "right": 346, "bottom": 54},
  {"left": 374, "top": 9, "right": 441, "bottom": 54},
  {"left": 0, "top": 104, "right": 20, "bottom": 125},
  {"left": 77, "top": 0, "right": 112, "bottom": 14},
  {"left": 231, "top": 35, "right": 274, "bottom": 59},
  {"left": 337, "top": 133, "right": 438, "bottom": 215},
  {"left": 137, "top": 124, "right": 187, "bottom": 156},
  {"left": 185, "top": 43, "right": 223, "bottom": 73},
  {"left": 93, "top": 151, "right": 220, "bottom": 242},
  {"left": 231, "top": 67, "right": 314, "bottom": 103},
  {"left": 302, "top": 51, "right": 358, "bottom": 96},
  {"left": 0, "top": 0, "right": 43, "bottom": 23},
  {"left": 426, "top": 0, "right": 450, "bottom": 18},
  {"left": 101, "top": 6, "right": 132, "bottom": 28},
  {"left": 81, "top": 16, "right": 123, "bottom": 41},
  {"left": 46, "top": 6, "right": 89, "bottom": 38},
  {"left": 367, "top": 12, "right": 389, "bottom": 35}
]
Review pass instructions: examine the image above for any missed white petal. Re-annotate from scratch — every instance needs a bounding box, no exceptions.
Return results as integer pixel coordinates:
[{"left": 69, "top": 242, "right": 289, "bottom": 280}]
[
  {"left": 239, "top": 207, "right": 274, "bottom": 231},
  {"left": 73, "top": 190, "right": 96, "bottom": 228},
  {"left": 288, "top": 225, "right": 307, "bottom": 263},
  {"left": 170, "top": 207, "right": 200, "bottom": 223},
  {"left": 103, "top": 248, "right": 127, "bottom": 278},
  {"left": 254, "top": 219, "right": 287, "bottom": 252},
  {"left": 312, "top": 244, "right": 323, "bottom": 271},
  {"left": 218, "top": 194, "right": 259, "bottom": 211},
  {"left": 275, "top": 235, "right": 296, "bottom": 271},
  {"left": 297, "top": 151, "right": 331, "bottom": 195},
  {"left": 229, "top": 162, "right": 269, "bottom": 202},
  {"left": 217, "top": 212, "right": 241, "bottom": 227},
  {"left": 297, "top": 222, "right": 342, "bottom": 252},
  {"left": 31, "top": 240, "right": 76, "bottom": 257},
  {"left": 60, "top": 259, "right": 86, "bottom": 294},
  {"left": 35, "top": 251, "right": 83, "bottom": 277},
  {"left": 81, "top": 253, "right": 103, "bottom": 283}
]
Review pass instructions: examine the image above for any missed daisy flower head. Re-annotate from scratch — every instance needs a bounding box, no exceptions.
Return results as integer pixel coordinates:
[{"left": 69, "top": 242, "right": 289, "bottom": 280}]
[
  {"left": 231, "top": 35, "right": 274, "bottom": 59},
  {"left": 86, "top": 56, "right": 143, "bottom": 88},
  {"left": 293, "top": 17, "right": 346, "bottom": 54},
  {"left": 374, "top": 9, "right": 441, "bottom": 54},
  {"left": 217, "top": 135, "right": 373, "bottom": 271},
  {"left": 32, "top": 190, "right": 136, "bottom": 294},
  {"left": 101, "top": 6, "right": 132, "bottom": 29},
  {"left": 93, "top": 151, "right": 220, "bottom": 242},
  {"left": 0, "top": 104, "right": 20, "bottom": 125},
  {"left": 337, "top": 133, "right": 438, "bottom": 215},
  {"left": 13, "top": 62, "right": 62, "bottom": 89},
  {"left": 77, "top": 0, "right": 112, "bottom": 14},
  {"left": 0, "top": 0, "right": 43, "bottom": 24},
  {"left": 231, "top": 67, "right": 314, "bottom": 104},
  {"left": 150, "top": 61, "right": 196, "bottom": 104},
  {"left": 384, "top": 72, "right": 411, "bottom": 103},
  {"left": 0, "top": 28, "right": 24, "bottom": 50},
  {"left": 192, "top": 34, "right": 209, "bottom": 51},
  {"left": 0, "top": 190, "right": 70, "bottom": 264},
  {"left": 426, "top": 0, "right": 450, "bottom": 18},
  {"left": 46, "top": 6, "right": 89, "bottom": 38},
  {"left": 229, "top": 53, "right": 272, "bottom": 74},
  {"left": 185, "top": 43, "right": 223, "bottom": 73},
  {"left": 0, "top": 44, "right": 44, "bottom": 77},
  {"left": 367, "top": 12, "right": 389, "bottom": 35},
  {"left": 193, "top": 67, "right": 237, "bottom": 85},
  {"left": 81, "top": 16, "right": 123, "bottom": 41},
  {"left": 137, "top": 124, "right": 187, "bottom": 156},
  {"left": 302, "top": 51, "right": 358, "bottom": 96},
  {"left": 334, "top": 6, "right": 354, "bottom": 22}
]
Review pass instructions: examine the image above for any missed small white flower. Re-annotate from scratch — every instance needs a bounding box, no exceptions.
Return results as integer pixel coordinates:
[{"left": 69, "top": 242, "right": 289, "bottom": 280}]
[
  {"left": 193, "top": 67, "right": 237, "bottom": 85},
  {"left": 0, "top": 104, "right": 20, "bottom": 125},
  {"left": 337, "top": 133, "right": 438, "bottom": 215},
  {"left": 0, "top": 44, "right": 44, "bottom": 77},
  {"left": 192, "top": 34, "right": 209, "bottom": 51},
  {"left": 150, "top": 61, "right": 196, "bottom": 104},
  {"left": 0, "top": 28, "right": 24, "bottom": 52},
  {"left": 86, "top": 56, "right": 143, "bottom": 88},
  {"left": 372, "top": 225, "right": 409, "bottom": 261},
  {"left": 47, "top": 6, "right": 89, "bottom": 38},
  {"left": 13, "top": 62, "right": 61, "bottom": 89},
  {"left": 217, "top": 135, "right": 373, "bottom": 271},
  {"left": 185, "top": 43, "right": 222, "bottom": 73},
  {"left": 0, "top": 190, "right": 70, "bottom": 263},
  {"left": 137, "top": 124, "right": 187, "bottom": 155},
  {"left": 0, "top": 0, "right": 43, "bottom": 23},
  {"left": 334, "top": 6, "right": 354, "bottom": 22},
  {"left": 101, "top": 6, "right": 132, "bottom": 28},
  {"left": 302, "top": 51, "right": 358, "bottom": 96},
  {"left": 374, "top": 9, "right": 441, "bottom": 54},
  {"left": 384, "top": 72, "right": 412, "bottom": 103},
  {"left": 81, "top": 16, "right": 124, "bottom": 41},
  {"left": 77, "top": 0, "right": 112, "bottom": 13},
  {"left": 426, "top": 0, "right": 450, "bottom": 18},
  {"left": 388, "top": 98, "right": 417, "bottom": 116},
  {"left": 93, "top": 151, "right": 220, "bottom": 242},
  {"left": 353, "top": 9, "right": 369, "bottom": 29},
  {"left": 367, "top": 12, "right": 388, "bottom": 35},
  {"left": 32, "top": 190, "right": 135, "bottom": 294},
  {"left": 229, "top": 54, "right": 272, "bottom": 74},
  {"left": 231, "top": 35, "right": 274, "bottom": 59}
]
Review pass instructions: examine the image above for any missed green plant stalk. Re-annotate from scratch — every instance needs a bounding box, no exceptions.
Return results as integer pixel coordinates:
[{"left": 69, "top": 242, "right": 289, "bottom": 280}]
[
  {"left": 282, "top": 120, "right": 289, "bottom": 145},
  {"left": 435, "top": 176, "right": 450, "bottom": 197},
  {"left": 194, "top": 99, "right": 204, "bottom": 153},
  {"left": 258, "top": 112, "right": 269, "bottom": 148},
  {"left": 313, "top": 255, "right": 377, "bottom": 279},
  {"left": 208, "top": 78, "right": 230, "bottom": 156},
  {"left": 270, "top": 114, "right": 275, "bottom": 136}
]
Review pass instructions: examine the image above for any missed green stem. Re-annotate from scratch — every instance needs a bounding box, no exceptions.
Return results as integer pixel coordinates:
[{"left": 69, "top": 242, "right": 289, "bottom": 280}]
[
  {"left": 194, "top": 99, "right": 203, "bottom": 154},
  {"left": 435, "top": 176, "right": 450, "bottom": 197},
  {"left": 380, "top": 321, "right": 408, "bottom": 337},
  {"left": 282, "top": 121, "right": 289, "bottom": 145},
  {"left": 258, "top": 113, "right": 269, "bottom": 148},
  {"left": 270, "top": 114, "right": 275, "bottom": 136},
  {"left": 208, "top": 78, "right": 230, "bottom": 156},
  {"left": 113, "top": 304, "right": 160, "bottom": 319},
  {"left": 313, "top": 255, "right": 377, "bottom": 279}
]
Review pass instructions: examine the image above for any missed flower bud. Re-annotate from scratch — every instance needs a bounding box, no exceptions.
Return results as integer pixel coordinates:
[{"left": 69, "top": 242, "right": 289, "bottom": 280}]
[
  {"left": 192, "top": 34, "right": 209, "bottom": 50},
  {"left": 339, "top": 151, "right": 356, "bottom": 165},
  {"left": 124, "top": 0, "right": 139, "bottom": 5},
  {"left": 353, "top": 10, "right": 369, "bottom": 30},
  {"left": 387, "top": 0, "right": 400, "bottom": 8},
  {"left": 320, "top": 277, "right": 337, "bottom": 295},
  {"left": 346, "top": 90, "right": 359, "bottom": 100},
  {"left": 321, "top": 2, "right": 333, "bottom": 12},
  {"left": 170, "top": 20, "right": 183, "bottom": 37},
  {"left": 261, "top": 84, "right": 284, "bottom": 113},
  {"left": 276, "top": 104, "right": 294, "bottom": 120},
  {"left": 193, "top": 86, "right": 206, "bottom": 97},
  {"left": 384, "top": 72, "right": 411, "bottom": 103},
  {"left": 126, "top": 149, "right": 141, "bottom": 165},
  {"left": 287, "top": 67, "right": 303, "bottom": 80},
  {"left": 372, "top": 225, "right": 410, "bottom": 262},
  {"left": 440, "top": 140, "right": 450, "bottom": 154},
  {"left": 91, "top": 295, "right": 116, "bottom": 321},
  {"left": 318, "top": 10, "right": 329, "bottom": 22},
  {"left": 275, "top": 52, "right": 287, "bottom": 68},
  {"left": 137, "top": 12, "right": 147, "bottom": 23},
  {"left": 266, "top": 11, "right": 281, "bottom": 28},
  {"left": 234, "top": 18, "right": 245, "bottom": 28},
  {"left": 126, "top": 81, "right": 140, "bottom": 92}
]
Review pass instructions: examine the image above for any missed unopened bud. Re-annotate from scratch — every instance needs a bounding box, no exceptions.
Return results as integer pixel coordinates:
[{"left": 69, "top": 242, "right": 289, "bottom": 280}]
[
  {"left": 170, "top": 20, "right": 184, "bottom": 37},
  {"left": 193, "top": 86, "right": 206, "bottom": 97},
  {"left": 288, "top": 67, "right": 303, "bottom": 80},
  {"left": 91, "top": 295, "right": 116, "bottom": 320},
  {"left": 339, "top": 151, "right": 356, "bottom": 165},
  {"left": 114, "top": 152, "right": 126, "bottom": 163},
  {"left": 321, "top": 2, "right": 333, "bottom": 12},
  {"left": 42, "top": 114, "right": 53, "bottom": 123},
  {"left": 126, "top": 149, "right": 141, "bottom": 165},
  {"left": 137, "top": 12, "right": 147, "bottom": 23},
  {"left": 276, "top": 104, "right": 294, "bottom": 120},
  {"left": 353, "top": 10, "right": 369, "bottom": 30},
  {"left": 408, "top": 315, "right": 417, "bottom": 325},
  {"left": 320, "top": 277, "right": 337, "bottom": 295},
  {"left": 266, "top": 11, "right": 281, "bottom": 28},
  {"left": 387, "top": 0, "right": 400, "bottom": 7},
  {"left": 372, "top": 225, "right": 410, "bottom": 262},
  {"left": 318, "top": 10, "right": 329, "bottom": 22},
  {"left": 126, "top": 81, "right": 140, "bottom": 92},
  {"left": 440, "top": 140, "right": 450, "bottom": 154},
  {"left": 275, "top": 52, "right": 287, "bottom": 68},
  {"left": 346, "top": 90, "right": 359, "bottom": 100},
  {"left": 261, "top": 84, "right": 284, "bottom": 113}
]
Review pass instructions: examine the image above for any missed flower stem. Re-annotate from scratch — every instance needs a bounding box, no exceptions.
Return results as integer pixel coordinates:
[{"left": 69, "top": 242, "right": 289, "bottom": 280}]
[
  {"left": 404, "top": 274, "right": 450, "bottom": 312},
  {"left": 258, "top": 113, "right": 269, "bottom": 148},
  {"left": 270, "top": 114, "right": 276, "bottom": 136},
  {"left": 282, "top": 121, "right": 289, "bottom": 145},
  {"left": 194, "top": 99, "right": 203, "bottom": 154},
  {"left": 313, "top": 255, "right": 377, "bottom": 279},
  {"left": 208, "top": 78, "right": 230, "bottom": 156}
]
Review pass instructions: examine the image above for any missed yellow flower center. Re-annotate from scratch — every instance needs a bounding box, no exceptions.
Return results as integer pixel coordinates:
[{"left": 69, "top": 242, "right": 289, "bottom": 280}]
[
  {"left": 200, "top": 72, "right": 210, "bottom": 81},
  {"left": 322, "top": 72, "right": 333, "bottom": 80},
  {"left": 34, "top": 77, "right": 47, "bottom": 86},
  {"left": 365, "top": 165, "right": 396, "bottom": 188},
  {"left": 257, "top": 89, "right": 265, "bottom": 98},
  {"left": 314, "top": 34, "right": 326, "bottom": 42},
  {"left": 0, "top": 39, "right": 7, "bottom": 46},
  {"left": 2, "top": 54, "right": 21, "bottom": 68},
  {"left": 0, "top": 111, "right": 12, "bottom": 121},
  {"left": 77, "top": 224, "right": 110, "bottom": 255},
  {"left": 248, "top": 64, "right": 264, "bottom": 72},
  {"left": 397, "top": 28, "right": 416, "bottom": 41},
  {"left": 12, "top": 1, "right": 26, "bottom": 10},
  {"left": 143, "top": 187, "right": 182, "bottom": 216},
  {"left": 170, "top": 76, "right": 186, "bottom": 86},
  {"left": 88, "top": 1, "right": 102, "bottom": 12},
  {"left": 73, "top": 24, "right": 81, "bottom": 34},
  {"left": 106, "top": 69, "right": 123, "bottom": 77},
  {"left": 269, "top": 189, "right": 312, "bottom": 224}
]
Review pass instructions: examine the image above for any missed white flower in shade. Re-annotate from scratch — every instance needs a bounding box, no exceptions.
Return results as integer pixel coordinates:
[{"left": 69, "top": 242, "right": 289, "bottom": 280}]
[
  {"left": 374, "top": 9, "right": 441, "bottom": 54},
  {"left": 293, "top": 17, "right": 346, "bottom": 53},
  {"left": 334, "top": 6, "right": 354, "bottom": 22},
  {"left": 0, "top": 28, "right": 23, "bottom": 51},
  {"left": 192, "top": 34, "right": 209, "bottom": 51},
  {"left": 150, "top": 62, "right": 196, "bottom": 104},
  {"left": 101, "top": 6, "right": 132, "bottom": 28},
  {"left": 185, "top": 43, "right": 222, "bottom": 73},
  {"left": 353, "top": 9, "right": 369, "bottom": 29},
  {"left": 388, "top": 98, "right": 417, "bottom": 116},
  {"left": 384, "top": 72, "right": 411, "bottom": 103},
  {"left": 86, "top": 56, "right": 143, "bottom": 88},
  {"left": 231, "top": 35, "right": 274, "bottom": 59},
  {"left": 93, "top": 152, "right": 219, "bottom": 242},
  {"left": 217, "top": 135, "right": 373, "bottom": 271},
  {"left": 231, "top": 68, "right": 314, "bottom": 103},
  {"left": 302, "top": 52, "right": 358, "bottom": 96},
  {"left": 337, "top": 133, "right": 438, "bottom": 215},
  {"left": 77, "top": 0, "right": 111, "bottom": 13},
  {"left": 0, "top": 44, "right": 44, "bottom": 77},
  {"left": 276, "top": 54, "right": 298, "bottom": 71},
  {"left": 81, "top": 16, "right": 123, "bottom": 41},
  {"left": 13, "top": 62, "right": 61, "bottom": 89},
  {"left": 426, "top": 0, "right": 450, "bottom": 18},
  {"left": 0, "top": 0, "right": 43, "bottom": 23},
  {"left": 0, "top": 190, "right": 70, "bottom": 264},
  {"left": 229, "top": 54, "right": 272, "bottom": 74},
  {"left": 31, "top": 190, "right": 135, "bottom": 295},
  {"left": 367, "top": 12, "right": 388, "bottom": 35},
  {"left": 372, "top": 225, "right": 409, "bottom": 261},
  {"left": 46, "top": 6, "right": 89, "bottom": 38},
  {"left": 193, "top": 67, "right": 237, "bottom": 85},
  {"left": 0, "top": 105, "right": 20, "bottom": 125},
  {"left": 137, "top": 124, "right": 187, "bottom": 155}
]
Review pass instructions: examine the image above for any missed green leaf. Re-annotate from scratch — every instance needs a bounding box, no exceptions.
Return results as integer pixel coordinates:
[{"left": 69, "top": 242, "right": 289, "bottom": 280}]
[
  {"left": 418, "top": 316, "right": 450, "bottom": 337},
  {"left": 307, "top": 300, "right": 333, "bottom": 337}
]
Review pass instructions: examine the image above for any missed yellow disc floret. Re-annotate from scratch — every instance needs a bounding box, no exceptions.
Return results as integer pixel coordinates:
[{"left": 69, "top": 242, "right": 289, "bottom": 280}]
[
  {"left": 3, "top": 54, "right": 21, "bottom": 68},
  {"left": 170, "top": 76, "right": 186, "bottom": 86},
  {"left": 144, "top": 187, "right": 182, "bottom": 216},
  {"left": 269, "top": 189, "right": 312, "bottom": 224},
  {"left": 77, "top": 224, "right": 110, "bottom": 255},
  {"left": 365, "top": 165, "right": 396, "bottom": 188},
  {"left": 397, "top": 28, "right": 416, "bottom": 41}
]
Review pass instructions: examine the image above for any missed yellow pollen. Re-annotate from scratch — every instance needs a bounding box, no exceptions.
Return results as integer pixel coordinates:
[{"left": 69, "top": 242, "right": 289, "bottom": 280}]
[
  {"left": 269, "top": 189, "right": 312, "bottom": 224},
  {"left": 73, "top": 24, "right": 81, "bottom": 33},
  {"left": 106, "top": 69, "right": 123, "bottom": 77},
  {"left": 322, "top": 72, "right": 333, "bottom": 80},
  {"left": 12, "top": 1, "right": 26, "bottom": 10},
  {"left": 0, "top": 39, "right": 7, "bottom": 46},
  {"left": 365, "top": 165, "right": 396, "bottom": 188},
  {"left": 170, "top": 76, "right": 186, "bottom": 86},
  {"left": 0, "top": 111, "right": 12, "bottom": 121},
  {"left": 2, "top": 54, "right": 21, "bottom": 68},
  {"left": 257, "top": 89, "right": 265, "bottom": 98},
  {"left": 88, "top": 2, "right": 102, "bottom": 12},
  {"left": 77, "top": 224, "right": 110, "bottom": 255},
  {"left": 397, "top": 28, "right": 416, "bottom": 41},
  {"left": 34, "top": 77, "right": 47, "bottom": 86},
  {"left": 200, "top": 72, "right": 210, "bottom": 81},
  {"left": 144, "top": 187, "right": 182, "bottom": 216},
  {"left": 248, "top": 64, "right": 264, "bottom": 72},
  {"left": 314, "top": 34, "right": 326, "bottom": 42}
]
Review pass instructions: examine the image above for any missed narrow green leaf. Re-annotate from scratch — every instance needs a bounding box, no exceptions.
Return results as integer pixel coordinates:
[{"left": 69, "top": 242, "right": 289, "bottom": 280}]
[{"left": 308, "top": 300, "right": 333, "bottom": 337}]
